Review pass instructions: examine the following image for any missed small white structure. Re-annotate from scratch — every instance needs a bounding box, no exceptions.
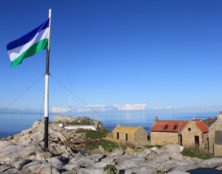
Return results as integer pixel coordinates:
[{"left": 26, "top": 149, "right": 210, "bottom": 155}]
[
  {"left": 64, "top": 125, "right": 97, "bottom": 131},
  {"left": 59, "top": 123, "right": 64, "bottom": 128}
]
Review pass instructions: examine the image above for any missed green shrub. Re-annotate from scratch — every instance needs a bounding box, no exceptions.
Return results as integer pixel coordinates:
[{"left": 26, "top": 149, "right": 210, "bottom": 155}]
[
  {"left": 182, "top": 148, "right": 213, "bottom": 159},
  {"left": 100, "top": 139, "right": 119, "bottom": 152},
  {"left": 104, "top": 164, "right": 118, "bottom": 174},
  {"left": 85, "top": 139, "right": 119, "bottom": 152},
  {"left": 156, "top": 169, "right": 167, "bottom": 174},
  {"left": 76, "top": 129, "right": 109, "bottom": 139},
  {"left": 144, "top": 144, "right": 162, "bottom": 149}
]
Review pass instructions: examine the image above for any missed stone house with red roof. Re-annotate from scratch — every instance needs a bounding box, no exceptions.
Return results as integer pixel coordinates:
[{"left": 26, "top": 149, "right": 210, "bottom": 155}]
[{"left": 151, "top": 118, "right": 209, "bottom": 149}]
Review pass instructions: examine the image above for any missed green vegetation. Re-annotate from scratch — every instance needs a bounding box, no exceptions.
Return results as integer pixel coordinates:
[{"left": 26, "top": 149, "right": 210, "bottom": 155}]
[
  {"left": 182, "top": 148, "right": 213, "bottom": 159},
  {"left": 76, "top": 129, "right": 109, "bottom": 139},
  {"left": 104, "top": 164, "right": 118, "bottom": 174},
  {"left": 156, "top": 169, "right": 167, "bottom": 174},
  {"left": 64, "top": 120, "right": 99, "bottom": 126},
  {"left": 203, "top": 117, "right": 217, "bottom": 127},
  {"left": 144, "top": 144, "right": 162, "bottom": 149},
  {"left": 76, "top": 129, "right": 119, "bottom": 152},
  {"left": 85, "top": 139, "right": 119, "bottom": 152}
]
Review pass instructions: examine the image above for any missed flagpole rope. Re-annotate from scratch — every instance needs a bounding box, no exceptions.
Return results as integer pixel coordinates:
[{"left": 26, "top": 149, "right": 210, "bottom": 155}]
[
  {"left": 50, "top": 74, "right": 100, "bottom": 115},
  {"left": 5, "top": 74, "right": 44, "bottom": 110}
]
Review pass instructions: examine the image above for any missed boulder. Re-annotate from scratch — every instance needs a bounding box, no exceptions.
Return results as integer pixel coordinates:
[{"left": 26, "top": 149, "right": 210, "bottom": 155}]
[
  {"left": 0, "top": 145, "right": 41, "bottom": 164},
  {"left": 168, "top": 169, "right": 190, "bottom": 174},
  {"left": 125, "top": 147, "right": 135, "bottom": 155},
  {"left": 158, "top": 144, "right": 184, "bottom": 154},
  {"left": 21, "top": 161, "right": 43, "bottom": 173},
  {"left": 22, "top": 160, "right": 59, "bottom": 174},
  {"left": 200, "top": 158, "right": 222, "bottom": 168},
  {"left": 88, "top": 154, "right": 105, "bottom": 162},
  {"left": 0, "top": 165, "right": 12, "bottom": 173},
  {"left": 150, "top": 147, "right": 159, "bottom": 153},
  {"left": 14, "top": 159, "right": 32, "bottom": 170},
  {"left": 109, "top": 148, "right": 124, "bottom": 157},
  {"left": 1, "top": 167, "right": 22, "bottom": 174},
  {"left": 0, "top": 141, "right": 12, "bottom": 149},
  {"left": 125, "top": 167, "right": 156, "bottom": 174},
  {"left": 77, "top": 168, "right": 105, "bottom": 174},
  {"left": 49, "top": 156, "right": 65, "bottom": 169},
  {"left": 39, "top": 165, "right": 60, "bottom": 174},
  {"left": 61, "top": 171, "right": 77, "bottom": 174}
]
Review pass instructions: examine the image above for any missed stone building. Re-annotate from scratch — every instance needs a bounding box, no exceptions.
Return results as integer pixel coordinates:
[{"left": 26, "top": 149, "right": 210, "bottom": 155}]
[
  {"left": 112, "top": 125, "right": 148, "bottom": 145},
  {"left": 209, "top": 112, "right": 222, "bottom": 156},
  {"left": 151, "top": 118, "right": 209, "bottom": 149}
]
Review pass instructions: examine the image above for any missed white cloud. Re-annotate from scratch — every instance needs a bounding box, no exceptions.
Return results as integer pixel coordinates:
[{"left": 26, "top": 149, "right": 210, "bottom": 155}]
[
  {"left": 152, "top": 106, "right": 174, "bottom": 111},
  {"left": 75, "top": 104, "right": 113, "bottom": 112},
  {"left": 74, "top": 103, "right": 148, "bottom": 112},
  {"left": 51, "top": 106, "right": 71, "bottom": 113},
  {"left": 114, "top": 103, "right": 147, "bottom": 111}
]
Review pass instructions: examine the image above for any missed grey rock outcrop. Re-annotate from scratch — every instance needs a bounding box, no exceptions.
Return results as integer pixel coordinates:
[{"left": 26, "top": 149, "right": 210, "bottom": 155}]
[
  {"left": 0, "top": 117, "right": 222, "bottom": 174},
  {"left": 54, "top": 116, "right": 104, "bottom": 129}
]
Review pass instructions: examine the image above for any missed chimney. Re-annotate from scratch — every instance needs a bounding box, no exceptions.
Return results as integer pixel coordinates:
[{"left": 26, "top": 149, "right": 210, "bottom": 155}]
[{"left": 155, "top": 116, "right": 159, "bottom": 122}]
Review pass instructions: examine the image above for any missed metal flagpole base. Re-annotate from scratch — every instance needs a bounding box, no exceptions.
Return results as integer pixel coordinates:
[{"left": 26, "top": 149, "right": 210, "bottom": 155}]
[{"left": 44, "top": 117, "right": 49, "bottom": 150}]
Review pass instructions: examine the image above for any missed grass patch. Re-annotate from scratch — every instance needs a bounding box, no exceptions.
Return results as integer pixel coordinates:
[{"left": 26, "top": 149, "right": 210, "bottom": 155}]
[
  {"left": 76, "top": 129, "right": 119, "bottom": 152},
  {"left": 76, "top": 129, "right": 110, "bottom": 139},
  {"left": 182, "top": 148, "right": 213, "bottom": 159},
  {"left": 100, "top": 139, "right": 119, "bottom": 152},
  {"left": 144, "top": 144, "right": 162, "bottom": 149},
  {"left": 104, "top": 164, "right": 118, "bottom": 174},
  {"left": 85, "top": 139, "right": 119, "bottom": 152}
]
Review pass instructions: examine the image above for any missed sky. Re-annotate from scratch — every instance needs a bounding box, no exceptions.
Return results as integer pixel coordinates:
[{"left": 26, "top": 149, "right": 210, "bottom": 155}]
[{"left": 1, "top": 0, "right": 222, "bottom": 114}]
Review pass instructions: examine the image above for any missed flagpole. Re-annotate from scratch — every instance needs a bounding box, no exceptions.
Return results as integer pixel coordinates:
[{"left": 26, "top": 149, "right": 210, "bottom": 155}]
[{"left": 44, "top": 9, "right": 52, "bottom": 150}]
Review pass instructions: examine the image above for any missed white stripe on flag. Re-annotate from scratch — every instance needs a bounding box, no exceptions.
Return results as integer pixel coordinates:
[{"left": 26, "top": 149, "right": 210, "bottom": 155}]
[{"left": 8, "top": 27, "right": 49, "bottom": 62}]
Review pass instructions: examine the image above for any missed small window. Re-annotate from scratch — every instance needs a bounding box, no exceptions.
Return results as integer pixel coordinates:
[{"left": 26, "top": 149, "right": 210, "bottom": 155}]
[
  {"left": 188, "top": 128, "right": 191, "bottom": 131},
  {"left": 125, "top": 133, "right": 128, "bottom": 141},
  {"left": 117, "top": 132, "right": 119, "bottom": 139},
  {"left": 164, "top": 125, "right": 169, "bottom": 130},
  {"left": 173, "top": 125, "right": 178, "bottom": 130}
]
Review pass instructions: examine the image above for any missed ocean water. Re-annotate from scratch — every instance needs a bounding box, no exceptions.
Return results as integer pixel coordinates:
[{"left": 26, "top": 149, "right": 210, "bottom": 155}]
[{"left": 0, "top": 111, "right": 217, "bottom": 138}]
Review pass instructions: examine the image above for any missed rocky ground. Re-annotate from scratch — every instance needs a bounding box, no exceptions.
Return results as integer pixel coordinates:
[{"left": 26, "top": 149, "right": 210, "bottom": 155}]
[{"left": 0, "top": 116, "right": 222, "bottom": 174}]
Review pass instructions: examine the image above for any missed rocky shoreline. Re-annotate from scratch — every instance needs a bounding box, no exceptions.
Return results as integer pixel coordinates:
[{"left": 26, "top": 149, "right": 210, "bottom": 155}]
[{"left": 0, "top": 116, "right": 222, "bottom": 174}]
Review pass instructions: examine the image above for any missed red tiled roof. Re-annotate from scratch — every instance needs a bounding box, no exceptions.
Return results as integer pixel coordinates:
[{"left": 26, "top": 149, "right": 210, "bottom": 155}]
[
  {"left": 193, "top": 120, "right": 209, "bottom": 133},
  {"left": 151, "top": 119, "right": 209, "bottom": 133},
  {"left": 151, "top": 120, "right": 188, "bottom": 132}
]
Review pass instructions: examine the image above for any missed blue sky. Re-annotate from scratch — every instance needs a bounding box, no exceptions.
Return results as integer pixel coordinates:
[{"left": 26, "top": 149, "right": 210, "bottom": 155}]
[{"left": 1, "top": 0, "right": 222, "bottom": 113}]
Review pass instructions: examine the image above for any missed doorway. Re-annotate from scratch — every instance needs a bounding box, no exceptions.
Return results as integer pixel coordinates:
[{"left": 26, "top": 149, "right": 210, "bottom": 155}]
[
  {"left": 195, "top": 136, "right": 200, "bottom": 148},
  {"left": 125, "top": 133, "right": 128, "bottom": 142},
  {"left": 179, "top": 134, "right": 183, "bottom": 145}
]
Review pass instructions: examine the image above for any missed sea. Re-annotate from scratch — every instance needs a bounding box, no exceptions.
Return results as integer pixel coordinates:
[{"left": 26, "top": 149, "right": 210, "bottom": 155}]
[{"left": 0, "top": 111, "right": 218, "bottom": 138}]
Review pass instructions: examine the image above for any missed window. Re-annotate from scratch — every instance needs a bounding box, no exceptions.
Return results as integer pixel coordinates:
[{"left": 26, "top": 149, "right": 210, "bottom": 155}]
[
  {"left": 117, "top": 132, "right": 119, "bottom": 139},
  {"left": 173, "top": 125, "right": 178, "bottom": 130},
  {"left": 164, "top": 124, "right": 169, "bottom": 130},
  {"left": 125, "top": 133, "right": 128, "bottom": 141},
  {"left": 188, "top": 128, "right": 191, "bottom": 131}
]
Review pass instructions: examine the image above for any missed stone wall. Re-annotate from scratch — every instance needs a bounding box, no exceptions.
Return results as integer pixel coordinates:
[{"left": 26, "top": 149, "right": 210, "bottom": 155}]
[
  {"left": 150, "top": 132, "right": 179, "bottom": 145},
  {"left": 181, "top": 121, "right": 204, "bottom": 149},
  {"left": 209, "top": 118, "right": 222, "bottom": 156},
  {"left": 134, "top": 128, "right": 148, "bottom": 145},
  {"left": 112, "top": 127, "right": 147, "bottom": 145}
]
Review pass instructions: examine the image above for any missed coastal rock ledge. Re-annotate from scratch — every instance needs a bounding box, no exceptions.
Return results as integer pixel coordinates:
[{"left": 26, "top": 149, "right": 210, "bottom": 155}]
[{"left": 0, "top": 116, "right": 221, "bottom": 174}]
